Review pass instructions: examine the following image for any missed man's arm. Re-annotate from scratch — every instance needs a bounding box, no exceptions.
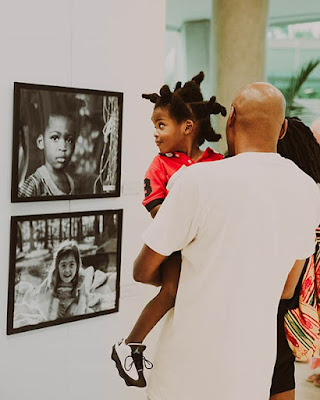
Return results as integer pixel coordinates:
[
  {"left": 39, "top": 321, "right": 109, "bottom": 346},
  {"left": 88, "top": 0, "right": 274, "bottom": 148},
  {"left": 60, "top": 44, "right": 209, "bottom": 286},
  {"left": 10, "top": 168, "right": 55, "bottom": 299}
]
[
  {"left": 132, "top": 200, "right": 166, "bottom": 286},
  {"left": 135, "top": 168, "right": 199, "bottom": 286},
  {"left": 133, "top": 244, "right": 167, "bottom": 286},
  {"left": 281, "top": 258, "right": 306, "bottom": 299}
]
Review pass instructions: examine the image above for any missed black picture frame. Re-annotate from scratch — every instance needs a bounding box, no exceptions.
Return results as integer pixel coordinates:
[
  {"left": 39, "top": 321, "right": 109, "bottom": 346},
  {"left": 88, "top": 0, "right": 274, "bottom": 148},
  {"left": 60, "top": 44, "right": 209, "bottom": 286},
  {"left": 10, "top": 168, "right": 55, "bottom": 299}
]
[
  {"left": 11, "top": 82, "right": 123, "bottom": 202},
  {"left": 7, "top": 209, "right": 122, "bottom": 334}
]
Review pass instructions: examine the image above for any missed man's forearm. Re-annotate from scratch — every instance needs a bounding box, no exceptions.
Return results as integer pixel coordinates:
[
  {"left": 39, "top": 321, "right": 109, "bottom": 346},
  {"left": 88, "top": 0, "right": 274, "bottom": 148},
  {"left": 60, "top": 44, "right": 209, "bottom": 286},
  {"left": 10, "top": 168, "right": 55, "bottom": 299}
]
[
  {"left": 133, "top": 244, "right": 166, "bottom": 286},
  {"left": 134, "top": 268, "right": 162, "bottom": 287}
]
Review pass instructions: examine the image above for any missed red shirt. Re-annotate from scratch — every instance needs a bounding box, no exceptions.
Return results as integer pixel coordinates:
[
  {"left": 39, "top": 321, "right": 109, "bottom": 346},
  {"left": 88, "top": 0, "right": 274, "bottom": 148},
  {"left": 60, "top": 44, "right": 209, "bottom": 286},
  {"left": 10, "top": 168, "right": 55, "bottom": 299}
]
[{"left": 142, "top": 147, "right": 224, "bottom": 211}]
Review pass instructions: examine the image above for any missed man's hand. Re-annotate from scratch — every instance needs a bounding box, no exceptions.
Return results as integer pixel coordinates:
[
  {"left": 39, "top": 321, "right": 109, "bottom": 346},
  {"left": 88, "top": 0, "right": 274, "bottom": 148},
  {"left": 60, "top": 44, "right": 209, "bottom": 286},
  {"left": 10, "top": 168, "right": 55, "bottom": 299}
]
[{"left": 133, "top": 244, "right": 167, "bottom": 286}]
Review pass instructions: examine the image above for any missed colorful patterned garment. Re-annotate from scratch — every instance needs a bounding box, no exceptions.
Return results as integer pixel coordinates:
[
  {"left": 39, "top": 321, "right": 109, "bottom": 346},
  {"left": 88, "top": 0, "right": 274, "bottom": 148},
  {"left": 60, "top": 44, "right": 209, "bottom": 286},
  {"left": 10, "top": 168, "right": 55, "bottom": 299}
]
[{"left": 284, "top": 226, "right": 320, "bottom": 360}]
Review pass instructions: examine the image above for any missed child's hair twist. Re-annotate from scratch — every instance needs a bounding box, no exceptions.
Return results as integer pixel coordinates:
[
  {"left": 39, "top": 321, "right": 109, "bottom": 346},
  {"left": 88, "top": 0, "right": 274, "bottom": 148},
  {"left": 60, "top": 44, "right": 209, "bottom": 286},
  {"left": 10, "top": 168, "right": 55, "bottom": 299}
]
[{"left": 142, "top": 71, "right": 226, "bottom": 145}]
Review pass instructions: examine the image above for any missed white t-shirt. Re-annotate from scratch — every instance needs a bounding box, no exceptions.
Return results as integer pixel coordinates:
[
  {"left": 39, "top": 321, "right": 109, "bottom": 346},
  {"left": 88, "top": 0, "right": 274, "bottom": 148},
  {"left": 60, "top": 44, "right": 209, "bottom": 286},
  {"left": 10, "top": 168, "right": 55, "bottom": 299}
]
[{"left": 142, "top": 152, "right": 320, "bottom": 400}]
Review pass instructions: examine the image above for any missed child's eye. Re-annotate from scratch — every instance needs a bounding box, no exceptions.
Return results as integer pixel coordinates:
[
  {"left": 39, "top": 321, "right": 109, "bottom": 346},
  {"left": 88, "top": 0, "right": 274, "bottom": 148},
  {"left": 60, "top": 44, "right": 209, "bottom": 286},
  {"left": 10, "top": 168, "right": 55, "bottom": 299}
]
[
  {"left": 66, "top": 136, "right": 74, "bottom": 144},
  {"left": 50, "top": 134, "right": 59, "bottom": 142},
  {"left": 158, "top": 123, "right": 165, "bottom": 129}
]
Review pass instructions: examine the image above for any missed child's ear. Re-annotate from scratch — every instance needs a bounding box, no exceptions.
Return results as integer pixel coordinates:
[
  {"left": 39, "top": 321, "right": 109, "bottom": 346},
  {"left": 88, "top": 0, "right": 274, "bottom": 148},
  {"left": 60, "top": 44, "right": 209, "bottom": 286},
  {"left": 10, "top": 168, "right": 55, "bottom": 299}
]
[
  {"left": 184, "top": 119, "right": 195, "bottom": 135},
  {"left": 36, "top": 135, "right": 44, "bottom": 150}
]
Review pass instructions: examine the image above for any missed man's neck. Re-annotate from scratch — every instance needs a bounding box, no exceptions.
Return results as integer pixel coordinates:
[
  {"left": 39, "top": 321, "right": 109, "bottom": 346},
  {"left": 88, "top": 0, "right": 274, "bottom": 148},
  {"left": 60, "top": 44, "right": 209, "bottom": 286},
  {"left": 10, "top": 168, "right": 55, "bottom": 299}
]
[{"left": 235, "top": 142, "right": 277, "bottom": 155}]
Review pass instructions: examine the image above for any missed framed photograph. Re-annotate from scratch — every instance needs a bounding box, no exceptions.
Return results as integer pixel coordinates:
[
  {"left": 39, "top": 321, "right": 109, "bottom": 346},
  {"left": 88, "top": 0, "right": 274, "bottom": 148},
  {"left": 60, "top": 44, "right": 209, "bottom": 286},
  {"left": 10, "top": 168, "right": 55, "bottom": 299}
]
[
  {"left": 11, "top": 82, "right": 123, "bottom": 202},
  {"left": 7, "top": 209, "right": 122, "bottom": 334}
]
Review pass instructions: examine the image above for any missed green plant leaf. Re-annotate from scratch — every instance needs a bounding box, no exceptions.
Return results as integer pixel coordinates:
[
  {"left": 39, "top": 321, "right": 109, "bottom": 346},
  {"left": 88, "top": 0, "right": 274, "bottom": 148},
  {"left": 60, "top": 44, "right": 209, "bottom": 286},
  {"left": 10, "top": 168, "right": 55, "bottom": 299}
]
[{"left": 282, "top": 58, "right": 320, "bottom": 117}]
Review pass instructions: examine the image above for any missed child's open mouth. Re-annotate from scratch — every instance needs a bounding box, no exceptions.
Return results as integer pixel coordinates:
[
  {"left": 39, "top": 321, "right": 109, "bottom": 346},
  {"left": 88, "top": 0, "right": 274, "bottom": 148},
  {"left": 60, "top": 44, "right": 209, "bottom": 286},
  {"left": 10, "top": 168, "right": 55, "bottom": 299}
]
[{"left": 56, "top": 157, "right": 66, "bottom": 163}]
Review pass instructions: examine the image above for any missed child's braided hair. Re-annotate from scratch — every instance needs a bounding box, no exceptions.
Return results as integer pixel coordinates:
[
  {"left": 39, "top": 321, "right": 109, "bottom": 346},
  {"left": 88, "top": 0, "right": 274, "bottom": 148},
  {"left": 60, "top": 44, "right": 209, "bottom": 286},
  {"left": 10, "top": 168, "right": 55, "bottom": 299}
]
[{"left": 142, "top": 72, "right": 226, "bottom": 145}]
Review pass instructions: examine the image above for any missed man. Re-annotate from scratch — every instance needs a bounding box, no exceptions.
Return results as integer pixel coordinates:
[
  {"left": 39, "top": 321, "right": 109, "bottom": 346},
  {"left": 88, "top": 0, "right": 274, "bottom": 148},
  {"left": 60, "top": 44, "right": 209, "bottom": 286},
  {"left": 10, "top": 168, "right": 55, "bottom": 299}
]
[{"left": 134, "top": 82, "right": 320, "bottom": 400}]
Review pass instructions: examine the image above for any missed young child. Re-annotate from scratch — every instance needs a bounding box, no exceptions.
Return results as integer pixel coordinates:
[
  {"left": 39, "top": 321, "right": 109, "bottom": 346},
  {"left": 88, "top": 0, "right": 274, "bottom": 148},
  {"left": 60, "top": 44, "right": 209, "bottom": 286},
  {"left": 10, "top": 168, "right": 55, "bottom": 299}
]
[
  {"left": 37, "top": 240, "right": 89, "bottom": 320},
  {"left": 111, "top": 72, "right": 226, "bottom": 387},
  {"left": 18, "top": 95, "right": 78, "bottom": 197}
]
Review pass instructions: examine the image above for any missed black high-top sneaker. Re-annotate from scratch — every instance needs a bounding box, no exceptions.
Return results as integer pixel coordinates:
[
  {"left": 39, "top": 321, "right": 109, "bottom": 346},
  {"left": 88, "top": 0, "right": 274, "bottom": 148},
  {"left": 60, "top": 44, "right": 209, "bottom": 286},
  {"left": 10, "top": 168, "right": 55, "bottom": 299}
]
[{"left": 111, "top": 339, "right": 153, "bottom": 387}]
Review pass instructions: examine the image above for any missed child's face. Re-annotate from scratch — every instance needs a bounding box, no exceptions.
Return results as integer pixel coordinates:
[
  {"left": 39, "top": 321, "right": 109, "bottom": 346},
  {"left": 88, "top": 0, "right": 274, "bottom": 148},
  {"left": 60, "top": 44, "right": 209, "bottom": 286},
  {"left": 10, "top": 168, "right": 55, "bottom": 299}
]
[
  {"left": 151, "top": 107, "right": 186, "bottom": 154},
  {"left": 58, "top": 253, "right": 78, "bottom": 284},
  {"left": 37, "top": 115, "right": 76, "bottom": 171}
]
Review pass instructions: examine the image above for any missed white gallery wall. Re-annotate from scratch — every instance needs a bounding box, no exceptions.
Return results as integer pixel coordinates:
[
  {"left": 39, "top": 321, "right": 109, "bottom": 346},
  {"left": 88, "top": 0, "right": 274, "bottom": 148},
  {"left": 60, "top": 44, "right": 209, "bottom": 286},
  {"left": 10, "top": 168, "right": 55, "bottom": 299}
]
[{"left": 0, "top": 1, "right": 166, "bottom": 399}]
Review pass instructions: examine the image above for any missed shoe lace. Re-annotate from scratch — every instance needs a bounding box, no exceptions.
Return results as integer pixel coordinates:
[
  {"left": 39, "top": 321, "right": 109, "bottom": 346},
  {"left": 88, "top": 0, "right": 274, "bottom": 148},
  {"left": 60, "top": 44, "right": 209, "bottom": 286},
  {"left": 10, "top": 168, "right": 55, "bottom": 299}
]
[{"left": 124, "top": 355, "right": 153, "bottom": 372}]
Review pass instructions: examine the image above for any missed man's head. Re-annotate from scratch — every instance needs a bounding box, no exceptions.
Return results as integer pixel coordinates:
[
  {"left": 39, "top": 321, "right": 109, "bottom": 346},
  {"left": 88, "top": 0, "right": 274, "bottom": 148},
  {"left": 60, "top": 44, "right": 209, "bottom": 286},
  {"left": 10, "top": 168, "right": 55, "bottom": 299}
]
[{"left": 226, "top": 82, "right": 287, "bottom": 156}]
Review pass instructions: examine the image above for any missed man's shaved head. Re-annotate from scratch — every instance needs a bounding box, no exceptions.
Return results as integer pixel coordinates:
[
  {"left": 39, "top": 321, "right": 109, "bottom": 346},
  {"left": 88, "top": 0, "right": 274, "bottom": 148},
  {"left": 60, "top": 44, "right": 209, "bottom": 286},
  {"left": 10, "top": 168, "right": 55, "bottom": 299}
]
[{"left": 226, "top": 82, "right": 287, "bottom": 156}]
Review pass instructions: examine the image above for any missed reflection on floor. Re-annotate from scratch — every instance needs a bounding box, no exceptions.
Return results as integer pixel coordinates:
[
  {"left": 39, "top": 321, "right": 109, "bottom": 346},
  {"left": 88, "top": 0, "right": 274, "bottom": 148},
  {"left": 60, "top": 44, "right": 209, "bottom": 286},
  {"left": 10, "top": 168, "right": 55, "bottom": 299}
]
[{"left": 295, "top": 361, "right": 319, "bottom": 400}]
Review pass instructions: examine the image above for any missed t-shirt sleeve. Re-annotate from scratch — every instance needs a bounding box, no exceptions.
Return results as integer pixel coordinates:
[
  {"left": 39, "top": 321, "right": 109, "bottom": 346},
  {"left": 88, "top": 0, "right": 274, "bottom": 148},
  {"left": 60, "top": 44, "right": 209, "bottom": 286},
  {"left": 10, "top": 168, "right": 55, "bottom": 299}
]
[
  {"left": 142, "top": 156, "right": 167, "bottom": 212},
  {"left": 142, "top": 168, "right": 200, "bottom": 256}
]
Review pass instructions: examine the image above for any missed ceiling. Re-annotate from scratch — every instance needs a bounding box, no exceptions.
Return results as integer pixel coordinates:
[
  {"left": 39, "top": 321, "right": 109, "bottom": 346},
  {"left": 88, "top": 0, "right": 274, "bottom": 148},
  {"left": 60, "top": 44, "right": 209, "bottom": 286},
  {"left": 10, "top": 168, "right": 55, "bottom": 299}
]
[{"left": 166, "top": 0, "right": 320, "bottom": 30}]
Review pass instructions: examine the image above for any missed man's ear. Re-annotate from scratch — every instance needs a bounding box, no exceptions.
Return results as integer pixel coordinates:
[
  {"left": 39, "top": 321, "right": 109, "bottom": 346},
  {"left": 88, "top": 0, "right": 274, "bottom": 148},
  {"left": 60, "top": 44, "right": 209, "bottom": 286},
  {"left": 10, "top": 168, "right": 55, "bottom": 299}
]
[
  {"left": 279, "top": 118, "right": 288, "bottom": 140},
  {"left": 227, "top": 106, "right": 236, "bottom": 128},
  {"left": 36, "top": 135, "right": 44, "bottom": 150},
  {"left": 184, "top": 119, "right": 195, "bottom": 135}
]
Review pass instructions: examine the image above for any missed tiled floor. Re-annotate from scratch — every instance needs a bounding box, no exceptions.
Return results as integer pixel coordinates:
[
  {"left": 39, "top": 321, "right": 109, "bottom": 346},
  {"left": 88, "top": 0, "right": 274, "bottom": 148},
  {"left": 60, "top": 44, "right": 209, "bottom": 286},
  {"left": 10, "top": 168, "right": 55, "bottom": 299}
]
[{"left": 295, "top": 361, "right": 320, "bottom": 400}]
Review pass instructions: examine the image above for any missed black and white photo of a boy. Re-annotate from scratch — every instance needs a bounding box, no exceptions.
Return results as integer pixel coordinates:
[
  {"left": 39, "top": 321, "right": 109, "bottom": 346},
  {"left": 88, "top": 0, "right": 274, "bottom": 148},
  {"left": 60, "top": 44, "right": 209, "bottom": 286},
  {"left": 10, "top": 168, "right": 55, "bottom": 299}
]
[
  {"left": 13, "top": 83, "right": 123, "bottom": 201},
  {"left": 18, "top": 90, "right": 81, "bottom": 197}
]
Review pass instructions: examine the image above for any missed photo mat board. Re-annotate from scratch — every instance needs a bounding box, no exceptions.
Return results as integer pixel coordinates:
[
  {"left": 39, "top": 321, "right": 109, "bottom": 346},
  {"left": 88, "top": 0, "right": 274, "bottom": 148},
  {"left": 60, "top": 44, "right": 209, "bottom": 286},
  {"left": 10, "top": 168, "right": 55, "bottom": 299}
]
[
  {"left": 7, "top": 209, "right": 122, "bottom": 334},
  {"left": 11, "top": 82, "right": 123, "bottom": 202}
]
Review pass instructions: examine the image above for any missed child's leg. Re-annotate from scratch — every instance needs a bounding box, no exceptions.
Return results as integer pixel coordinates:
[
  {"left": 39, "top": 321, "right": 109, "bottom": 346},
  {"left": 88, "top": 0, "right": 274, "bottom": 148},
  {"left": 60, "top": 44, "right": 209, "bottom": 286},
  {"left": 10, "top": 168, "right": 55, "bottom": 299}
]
[{"left": 126, "top": 251, "right": 181, "bottom": 344}]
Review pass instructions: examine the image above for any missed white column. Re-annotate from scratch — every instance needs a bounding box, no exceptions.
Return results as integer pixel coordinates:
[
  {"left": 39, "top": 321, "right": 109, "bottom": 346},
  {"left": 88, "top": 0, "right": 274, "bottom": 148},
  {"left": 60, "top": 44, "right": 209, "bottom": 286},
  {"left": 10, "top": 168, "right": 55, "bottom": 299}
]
[{"left": 212, "top": 0, "right": 269, "bottom": 153}]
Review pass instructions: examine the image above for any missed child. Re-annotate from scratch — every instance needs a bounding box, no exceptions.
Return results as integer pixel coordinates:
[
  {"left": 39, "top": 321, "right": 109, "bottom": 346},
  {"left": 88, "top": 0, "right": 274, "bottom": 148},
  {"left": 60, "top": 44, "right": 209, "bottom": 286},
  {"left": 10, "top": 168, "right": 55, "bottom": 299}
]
[
  {"left": 37, "top": 240, "right": 89, "bottom": 320},
  {"left": 111, "top": 72, "right": 226, "bottom": 387},
  {"left": 18, "top": 94, "right": 78, "bottom": 197}
]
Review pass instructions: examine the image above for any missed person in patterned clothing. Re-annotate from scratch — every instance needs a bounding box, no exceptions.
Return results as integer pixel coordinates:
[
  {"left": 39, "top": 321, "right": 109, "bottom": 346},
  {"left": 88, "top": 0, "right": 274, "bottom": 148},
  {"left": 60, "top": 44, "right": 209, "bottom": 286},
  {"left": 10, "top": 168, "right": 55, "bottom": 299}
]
[{"left": 270, "top": 117, "right": 320, "bottom": 399}]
